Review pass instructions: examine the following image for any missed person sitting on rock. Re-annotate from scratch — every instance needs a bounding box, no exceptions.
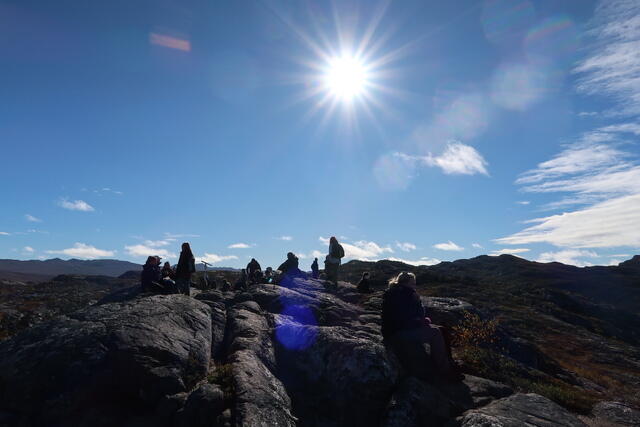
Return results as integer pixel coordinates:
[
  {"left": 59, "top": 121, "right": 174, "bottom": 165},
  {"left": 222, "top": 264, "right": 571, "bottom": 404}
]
[
  {"left": 277, "top": 252, "right": 299, "bottom": 276},
  {"left": 381, "top": 272, "right": 461, "bottom": 382},
  {"left": 264, "top": 267, "right": 274, "bottom": 284},
  {"left": 311, "top": 258, "right": 319, "bottom": 279},
  {"left": 175, "top": 242, "right": 195, "bottom": 296},
  {"left": 324, "top": 237, "right": 344, "bottom": 287},
  {"left": 357, "top": 272, "right": 372, "bottom": 293},
  {"left": 246, "top": 258, "right": 261, "bottom": 283},
  {"left": 141, "top": 256, "right": 176, "bottom": 294},
  {"left": 222, "top": 279, "right": 232, "bottom": 291},
  {"left": 161, "top": 261, "right": 175, "bottom": 280}
]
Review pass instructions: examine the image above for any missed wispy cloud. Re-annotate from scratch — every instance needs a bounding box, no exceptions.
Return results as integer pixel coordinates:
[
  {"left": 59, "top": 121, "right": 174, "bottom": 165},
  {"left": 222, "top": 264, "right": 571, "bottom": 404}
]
[
  {"left": 490, "top": 248, "right": 530, "bottom": 256},
  {"left": 497, "top": 126, "right": 640, "bottom": 248},
  {"left": 433, "top": 241, "right": 464, "bottom": 251},
  {"left": 515, "top": 201, "right": 530, "bottom": 205},
  {"left": 537, "top": 249, "right": 599, "bottom": 267},
  {"left": 319, "top": 237, "right": 393, "bottom": 260},
  {"left": 228, "top": 243, "right": 254, "bottom": 249},
  {"left": 574, "top": 0, "right": 640, "bottom": 117},
  {"left": 25, "top": 214, "right": 42, "bottom": 222},
  {"left": 47, "top": 243, "right": 115, "bottom": 259},
  {"left": 164, "top": 232, "right": 200, "bottom": 239},
  {"left": 0, "top": 232, "right": 10, "bottom": 236},
  {"left": 375, "top": 142, "right": 489, "bottom": 190},
  {"left": 578, "top": 111, "right": 598, "bottom": 117},
  {"left": 396, "top": 242, "right": 417, "bottom": 252},
  {"left": 58, "top": 198, "right": 94, "bottom": 212},
  {"left": 23, "top": 246, "right": 34, "bottom": 253},
  {"left": 276, "top": 236, "right": 293, "bottom": 241},
  {"left": 125, "top": 243, "right": 177, "bottom": 259},
  {"left": 197, "top": 253, "right": 238, "bottom": 264},
  {"left": 472, "top": 243, "right": 483, "bottom": 249}
]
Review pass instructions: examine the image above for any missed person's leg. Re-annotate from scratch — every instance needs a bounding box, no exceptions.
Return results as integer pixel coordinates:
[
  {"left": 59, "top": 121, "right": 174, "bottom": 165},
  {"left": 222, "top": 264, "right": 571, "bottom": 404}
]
[{"left": 421, "top": 325, "right": 451, "bottom": 374}]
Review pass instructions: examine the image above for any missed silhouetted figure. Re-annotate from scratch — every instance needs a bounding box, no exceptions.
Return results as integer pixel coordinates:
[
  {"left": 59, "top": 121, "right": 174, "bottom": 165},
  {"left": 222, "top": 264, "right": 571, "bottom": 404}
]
[
  {"left": 357, "top": 272, "right": 372, "bottom": 293},
  {"left": 277, "top": 252, "right": 299, "bottom": 275},
  {"left": 141, "top": 256, "right": 176, "bottom": 293},
  {"left": 222, "top": 279, "right": 232, "bottom": 292},
  {"left": 175, "top": 242, "right": 195, "bottom": 296},
  {"left": 246, "top": 258, "right": 261, "bottom": 283},
  {"left": 264, "top": 267, "right": 274, "bottom": 284},
  {"left": 311, "top": 258, "right": 319, "bottom": 279},
  {"left": 382, "top": 272, "right": 461, "bottom": 382},
  {"left": 324, "top": 236, "right": 344, "bottom": 286},
  {"left": 236, "top": 269, "right": 248, "bottom": 291},
  {"left": 161, "top": 262, "right": 175, "bottom": 280}
]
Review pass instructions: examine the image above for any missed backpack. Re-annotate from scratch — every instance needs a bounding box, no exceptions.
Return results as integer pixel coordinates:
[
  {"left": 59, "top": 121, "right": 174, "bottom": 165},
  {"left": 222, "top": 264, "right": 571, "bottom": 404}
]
[{"left": 335, "top": 243, "right": 345, "bottom": 259}]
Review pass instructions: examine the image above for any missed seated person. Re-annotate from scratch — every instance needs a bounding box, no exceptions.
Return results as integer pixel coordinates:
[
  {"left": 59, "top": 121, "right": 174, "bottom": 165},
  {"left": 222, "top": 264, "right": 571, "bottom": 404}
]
[
  {"left": 161, "top": 261, "right": 175, "bottom": 280},
  {"left": 357, "top": 272, "right": 372, "bottom": 293},
  {"left": 381, "top": 272, "right": 461, "bottom": 382},
  {"left": 141, "top": 256, "right": 176, "bottom": 294}
]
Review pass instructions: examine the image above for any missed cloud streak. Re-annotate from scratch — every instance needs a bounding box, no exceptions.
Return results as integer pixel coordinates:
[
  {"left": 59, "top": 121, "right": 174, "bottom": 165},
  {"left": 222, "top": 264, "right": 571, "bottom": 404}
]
[
  {"left": 59, "top": 198, "right": 94, "bottom": 212},
  {"left": 433, "top": 241, "right": 464, "bottom": 251},
  {"left": 47, "top": 243, "right": 115, "bottom": 259}
]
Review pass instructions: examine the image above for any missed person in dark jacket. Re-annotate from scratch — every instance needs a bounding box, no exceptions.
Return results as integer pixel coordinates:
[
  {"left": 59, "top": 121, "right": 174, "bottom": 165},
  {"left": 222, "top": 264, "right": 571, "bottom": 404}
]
[
  {"left": 161, "top": 261, "right": 175, "bottom": 280},
  {"left": 175, "top": 242, "right": 195, "bottom": 296},
  {"left": 246, "top": 258, "right": 261, "bottom": 283},
  {"left": 222, "top": 279, "right": 232, "bottom": 292},
  {"left": 141, "top": 256, "right": 176, "bottom": 293},
  {"left": 277, "top": 252, "right": 299, "bottom": 275},
  {"left": 311, "top": 258, "right": 319, "bottom": 279},
  {"left": 382, "top": 272, "right": 460, "bottom": 382},
  {"left": 324, "top": 236, "right": 344, "bottom": 286},
  {"left": 357, "top": 272, "right": 372, "bottom": 293}
]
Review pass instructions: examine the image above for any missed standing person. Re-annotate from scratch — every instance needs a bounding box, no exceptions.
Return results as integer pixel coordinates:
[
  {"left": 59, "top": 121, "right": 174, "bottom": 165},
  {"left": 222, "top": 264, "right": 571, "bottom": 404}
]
[
  {"left": 381, "top": 272, "right": 461, "bottom": 382},
  {"left": 175, "top": 242, "right": 195, "bottom": 296},
  {"left": 324, "top": 236, "right": 344, "bottom": 286},
  {"left": 246, "top": 258, "right": 261, "bottom": 283},
  {"left": 311, "top": 258, "right": 319, "bottom": 279}
]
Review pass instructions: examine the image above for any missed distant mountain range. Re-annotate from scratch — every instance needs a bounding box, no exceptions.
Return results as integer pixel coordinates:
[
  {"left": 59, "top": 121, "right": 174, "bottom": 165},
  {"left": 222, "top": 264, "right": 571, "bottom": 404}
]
[
  {"left": 0, "top": 258, "right": 241, "bottom": 282},
  {"left": 0, "top": 258, "right": 142, "bottom": 281}
]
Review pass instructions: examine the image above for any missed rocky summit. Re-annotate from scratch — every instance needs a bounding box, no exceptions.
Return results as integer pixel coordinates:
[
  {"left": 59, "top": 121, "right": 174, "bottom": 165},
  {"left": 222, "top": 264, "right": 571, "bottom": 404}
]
[{"left": 2, "top": 273, "right": 629, "bottom": 427}]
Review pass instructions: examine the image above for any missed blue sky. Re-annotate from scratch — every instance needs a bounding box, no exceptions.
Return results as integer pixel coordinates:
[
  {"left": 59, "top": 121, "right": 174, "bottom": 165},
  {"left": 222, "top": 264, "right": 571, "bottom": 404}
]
[{"left": 1, "top": 0, "right": 639, "bottom": 268}]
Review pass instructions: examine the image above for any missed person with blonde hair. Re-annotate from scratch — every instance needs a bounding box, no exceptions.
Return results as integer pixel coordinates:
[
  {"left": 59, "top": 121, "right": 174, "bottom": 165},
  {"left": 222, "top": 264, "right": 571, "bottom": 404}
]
[{"left": 382, "top": 271, "right": 461, "bottom": 381}]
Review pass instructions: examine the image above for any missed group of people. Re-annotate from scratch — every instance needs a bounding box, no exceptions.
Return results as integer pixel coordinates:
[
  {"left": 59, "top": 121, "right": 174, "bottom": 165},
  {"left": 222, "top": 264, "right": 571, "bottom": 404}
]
[
  {"left": 141, "top": 242, "right": 195, "bottom": 295},
  {"left": 140, "top": 237, "right": 460, "bottom": 381}
]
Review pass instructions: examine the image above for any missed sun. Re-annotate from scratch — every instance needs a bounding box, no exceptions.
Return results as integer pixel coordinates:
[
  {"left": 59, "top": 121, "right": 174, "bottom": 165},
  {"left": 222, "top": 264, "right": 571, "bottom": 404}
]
[{"left": 324, "top": 55, "right": 370, "bottom": 101}]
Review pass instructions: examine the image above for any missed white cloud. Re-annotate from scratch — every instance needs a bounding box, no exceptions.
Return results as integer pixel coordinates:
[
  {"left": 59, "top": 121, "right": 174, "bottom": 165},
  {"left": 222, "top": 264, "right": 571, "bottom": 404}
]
[
  {"left": 276, "top": 236, "right": 293, "bottom": 241},
  {"left": 537, "top": 249, "right": 599, "bottom": 267},
  {"left": 377, "top": 142, "right": 489, "bottom": 189},
  {"left": 396, "top": 242, "right": 417, "bottom": 252},
  {"left": 578, "top": 111, "right": 598, "bottom": 117},
  {"left": 164, "top": 232, "right": 200, "bottom": 239},
  {"left": 490, "top": 248, "right": 530, "bottom": 256},
  {"left": 472, "top": 243, "right": 483, "bottom": 249},
  {"left": 574, "top": 0, "right": 640, "bottom": 117},
  {"left": 386, "top": 257, "right": 441, "bottom": 266},
  {"left": 423, "top": 142, "right": 489, "bottom": 176},
  {"left": 311, "top": 250, "right": 324, "bottom": 259},
  {"left": 143, "top": 239, "right": 172, "bottom": 247},
  {"left": 433, "top": 241, "right": 464, "bottom": 251},
  {"left": 498, "top": 123, "right": 640, "bottom": 248},
  {"left": 0, "top": 232, "right": 10, "bottom": 236},
  {"left": 125, "top": 244, "right": 177, "bottom": 259},
  {"left": 25, "top": 214, "right": 42, "bottom": 223},
  {"left": 58, "top": 198, "right": 94, "bottom": 212},
  {"left": 23, "top": 246, "right": 34, "bottom": 253},
  {"left": 197, "top": 253, "right": 238, "bottom": 264},
  {"left": 516, "top": 201, "right": 530, "bottom": 205},
  {"left": 47, "top": 243, "right": 115, "bottom": 259},
  {"left": 228, "top": 243, "right": 254, "bottom": 249},
  {"left": 319, "top": 237, "right": 393, "bottom": 260}
]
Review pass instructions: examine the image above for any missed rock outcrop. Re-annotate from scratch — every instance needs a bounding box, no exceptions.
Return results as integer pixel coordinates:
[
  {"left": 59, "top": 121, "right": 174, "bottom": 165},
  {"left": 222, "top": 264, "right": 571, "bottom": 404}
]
[{"left": 0, "top": 277, "right": 601, "bottom": 426}]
